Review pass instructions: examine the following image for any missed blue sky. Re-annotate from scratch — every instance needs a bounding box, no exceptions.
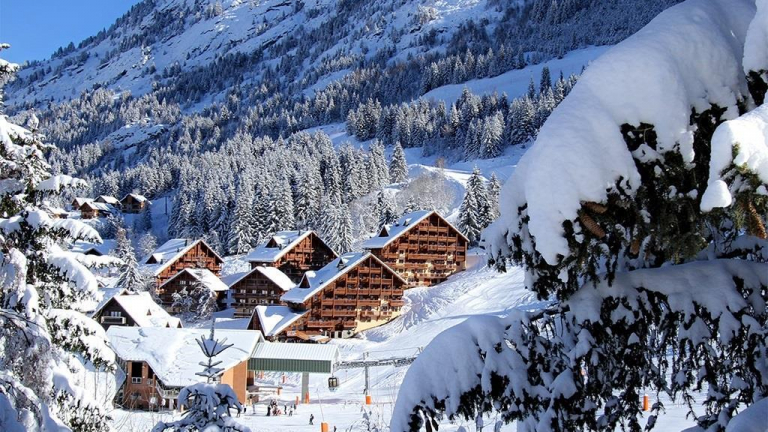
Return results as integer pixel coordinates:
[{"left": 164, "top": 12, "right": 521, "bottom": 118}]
[{"left": 0, "top": 0, "right": 142, "bottom": 64}]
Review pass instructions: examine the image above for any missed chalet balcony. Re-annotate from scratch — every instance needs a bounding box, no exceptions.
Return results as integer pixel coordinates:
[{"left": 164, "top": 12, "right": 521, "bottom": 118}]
[
  {"left": 306, "top": 320, "right": 334, "bottom": 328},
  {"left": 320, "top": 298, "right": 335, "bottom": 307},
  {"left": 389, "top": 299, "right": 406, "bottom": 307},
  {"left": 155, "top": 381, "right": 179, "bottom": 400},
  {"left": 101, "top": 316, "right": 126, "bottom": 325},
  {"left": 357, "top": 289, "right": 372, "bottom": 296},
  {"left": 361, "top": 310, "right": 380, "bottom": 318},
  {"left": 335, "top": 298, "right": 357, "bottom": 306},
  {"left": 392, "top": 288, "right": 404, "bottom": 296},
  {"left": 334, "top": 287, "right": 347, "bottom": 295},
  {"left": 320, "top": 309, "right": 335, "bottom": 318},
  {"left": 333, "top": 309, "right": 358, "bottom": 317},
  {"left": 358, "top": 299, "right": 381, "bottom": 307},
  {"left": 341, "top": 320, "right": 357, "bottom": 329}
]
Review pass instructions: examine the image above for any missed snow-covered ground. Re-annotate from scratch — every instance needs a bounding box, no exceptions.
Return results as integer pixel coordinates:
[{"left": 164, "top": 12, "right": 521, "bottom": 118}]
[{"left": 107, "top": 259, "right": 706, "bottom": 431}]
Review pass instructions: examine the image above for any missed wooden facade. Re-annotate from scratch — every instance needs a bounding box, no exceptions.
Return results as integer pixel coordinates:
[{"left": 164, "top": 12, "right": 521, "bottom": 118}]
[
  {"left": 147, "top": 240, "right": 223, "bottom": 287},
  {"left": 95, "top": 298, "right": 137, "bottom": 330},
  {"left": 366, "top": 212, "right": 468, "bottom": 287},
  {"left": 282, "top": 254, "right": 407, "bottom": 339},
  {"left": 249, "top": 231, "right": 337, "bottom": 283},
  {"left": 119, "top": 360, "right": 161, "bottom": 410},
  {"left": 121, "top": 194, "right": 149, "bottom": 213},
  {"left": 156, "top": 268, "right": 227, "bottom": 311},
  {"left": 79, "top": 201, "right": 112, "bottom": 219},
  {"left": 229, "top": 269, "right": 291, "bottom": 318}
]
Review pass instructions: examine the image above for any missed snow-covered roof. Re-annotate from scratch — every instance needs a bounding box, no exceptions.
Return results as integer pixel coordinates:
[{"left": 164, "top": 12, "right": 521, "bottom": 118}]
[
  {"left": 121, "top": 193, "right": 149, "bottom": 203},
  {"left": 72, "top": 197, "right": 93, "bottom": 207},
  {"left": 221, "top": 266, "right": 295, "bottom": 292},
  {"left": 160, "top": 268, "right": 228, "bottom": 292},
  {"left": 281, "top": 252, "right": 404, "bottom": 304},
  {"left": 213, "top": 317, "right": 252, "bottom": 330},
  {"left": 96, "top": 195, "right": 120, "bottom": 205},
  {"left": 107, "top": 327, "right": 263, "bottom": 388},
  {"left": 252, "top": 341, "right": 339, "bottom": 363},
  {"left": 89, "top": 287, "right": 127, "bottom": 317},
  {"left": 362, "top": 210, "right": 467, "bottom": 249},
  {"left": 245, "top": 230, "right": 317, "bottom": 263},
  {"left": 141, "top": 239, "right": 222, "bottom": 276},
  {"left": 103, "top": 292, "right": 182, "bottom": 328},
  {"left": 253, "top": 305, "right": 308, "bottom": 337},
  {"left": 81, "top": 201, "right": 117, "bottom": 213},
  {"left": 71, "top": 239, "right": 117, "bottom": 256}
]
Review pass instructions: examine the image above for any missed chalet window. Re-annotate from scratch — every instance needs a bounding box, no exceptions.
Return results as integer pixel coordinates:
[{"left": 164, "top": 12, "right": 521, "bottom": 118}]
[
  {"left": 132, "top": 377, "right": 142, "bottom": 384},
  {"left": 109, "top": 311, "right": 122, "bottom": 317},
  {"left": 130, "top": 362, "right": 143, "bottom": 377}
]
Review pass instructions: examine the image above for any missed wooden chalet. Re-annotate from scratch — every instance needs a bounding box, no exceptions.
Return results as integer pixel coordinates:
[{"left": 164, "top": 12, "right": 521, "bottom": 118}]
[
  {"left": 93, "top": 292, "right": 182, "bottom": 330},
  {"left": 71, "top": 197, "right": 93, "bottom": 211},
  {"left": 278, "top": 252, "right": 407, "bottom": 339},
  {"left": 121, "top": 193, "right": 150, "bottom": 213},
  {"left": 362, "top": 210, "right": 468, "bottom": 287},
  {"left": 107, "top": 327, "right": 262, "bottom": 410},
  {"left": 245, "top": 230, "right": 337, "bottom": 283},
  {"left": 248, "top": 305, "right": 312, "bottom": 342},
  {"left": 79, "top": 201, "right": 117, "bottom": 219},
  {"left": 222, "top": 266, "right": 296, "bottom": 318},
  {"left": 156, "top": 268, "right": 228, "bottom": 311},
  {"left": 141, "top": 238, "right": 223, "bottom": 287}
]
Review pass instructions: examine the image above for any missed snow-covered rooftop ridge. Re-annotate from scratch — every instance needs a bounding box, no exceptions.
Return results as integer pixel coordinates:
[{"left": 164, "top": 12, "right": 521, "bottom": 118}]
[
  {"left": 71, "top": 239, "right": 117, "bottom": 256},
  {"left": 281, "top": 251, "right": 372, "bottom": 304},
  {"left": 160, "top": 268, "right": 228, "bottom": 292},
  {"left": 110, "top": 292, "right": 182, "bottom": 328},
  {"left": 486, "top": 0, "right": 758, "bottom": 265},
  {"left": 121, "top": 193, "right": 149, "bottom": 203},
  {"left": 106, "top": 326, "right": 263, "bottom": 388},
  {"left": 96, "top": 195, "right": 120, "bottom": 205},
  {"left": 245, "top": 230, "right": 315, "bottom": 263},
  {"left": 72, "top": 197, "right": 93, "bottom": 207},
  {"left": 701, "top": 103, "right": 768, "bottom": 211},
  {"left": 81, "top": 201, "right": 117, "bottom": 212},
  {"left": 221, "top": 266, "right": 295, "bottom": 292},
  {"left": 362, "top": 210, "right": 466, "bottom": 249},
  {"left": 254, "top": 305, "right": 308, "bottom": 337},
  {"left": 252, "top": 341, "right": 339, "bottom": 363},
  {"left": 141, "top": 238, "right": 221, "bottom": 276}
]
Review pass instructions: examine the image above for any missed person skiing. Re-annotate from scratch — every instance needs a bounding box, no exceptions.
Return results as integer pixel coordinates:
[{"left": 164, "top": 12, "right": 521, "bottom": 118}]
[{"left": 310, "top": 414, "right": 315, "bottom": 425}]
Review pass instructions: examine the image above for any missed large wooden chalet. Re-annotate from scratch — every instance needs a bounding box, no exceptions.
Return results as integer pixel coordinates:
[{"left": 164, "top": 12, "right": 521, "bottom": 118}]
[
  {"left": 362, "top": 210, "right": 468, "bottom": 287},
  {"left": 156, "top": 268, "right": 228, "bottom": 311},
  {"left": 271, "top": 251, "right": 407, "bottom": 339},
  {"left": 246, "top": 230, "right": 337, "bottom": 283},
  {"left": 107, "top": 327, "right": 262, "bottom": 410},
  {"left": 141, "top": 238, "right": 223, "bottom": 287},
  {"left": 222, "top": 266, "right": 296, "bottom": 318},
  {"left": 121, "top": 193, "right": 150, "bottom": 213},
  {"left": 93, "top": 292, "right": 182, "bottom": 330}
]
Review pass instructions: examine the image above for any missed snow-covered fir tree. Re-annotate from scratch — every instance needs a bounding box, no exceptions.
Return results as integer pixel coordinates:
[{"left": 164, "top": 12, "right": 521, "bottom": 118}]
[
  {"left": 153, "top": 327, "right": 249, "bottom": 432},
  {"left": 393, "top": 1, "right": 768, "bottom": 430},
  {"left": 0, "top": 49, "right": 115, "bottom": 431},
  {"left": 458, "top": 168, "right": 490, "bottom": 245},
  {"left": 376, "top": 190, "right": 398, "bottom": 229},
  {"left": 115, "top": 227, "right": 146, "bottom": 293},
  {"left": 389, "top": 141, "right": 409, "bottom": 183}
]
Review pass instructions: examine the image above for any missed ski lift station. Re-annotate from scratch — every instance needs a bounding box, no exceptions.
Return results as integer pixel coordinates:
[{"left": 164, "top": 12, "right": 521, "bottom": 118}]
[{"left": 250, "top": 342, "right": 340, "bottom": 400}]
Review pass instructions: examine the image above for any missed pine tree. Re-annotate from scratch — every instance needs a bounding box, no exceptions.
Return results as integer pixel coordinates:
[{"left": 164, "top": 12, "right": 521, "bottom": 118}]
[
  {"left": 389, "top": 141, "right": 409, "bottom": 183},
  {"left": 338, "top": 203, "right": 354, "bottom": 254},
  {"left": 487, "top": 172, "right": 501, "bottom": 221},
  {"left": 153, "top": 327, "right": 249, "bottom": 432},
  {"left": 115, "top": 227, "right": 146, "bottom": 293},
  {"left": 0, "top": 51, "right": 114, "bottom": 431},
  {"left": 376, "top": 190, "right": 397, "bottom": 228},
  {"left": 539, "top": 66, "right": 552, "bottom": 93},
  {"left": 459, "top": 168, "right": 490, "bottom": 245}
]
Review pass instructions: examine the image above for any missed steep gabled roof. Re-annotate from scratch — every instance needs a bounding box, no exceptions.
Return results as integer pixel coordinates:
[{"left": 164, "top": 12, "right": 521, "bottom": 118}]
[
  {"left": 98, "top": 292, "right": 182, "bottom": 328},
  {"left": 280, "top": 251, "right": 406, "bottom": 304},
  {"left": 107, "top": 327, "right": 262, "bottom": 388},
  {"left": 361, "top": 210, "right": 468, "bottom": 249},
  {"left": 95, "top": 195, "right": 120, "bottom": 205},
  {"left": 71, "top": 239, "right": 117, "bottom": 256},
  {"left": 141, "top": 239, "right": 222, "bottom": 276},
  {"left": 160, "top": 268, "right": 228, "bottom": 292},
  {"left": 245, "top": 230, "right": 334, "bottom": 263},
  {"left": 121, "top": 193, "right": 150, "bottom": 203},
  {"left": 222, "top": 266, "right": 295, "bottom": 292},
  {"left": 253, "top": 305, "right": 308, "bottom": 337},
  {"left": 72, "top": 197, "right": 93, "bottom": 207},
  {"left": 80, "top": 201, "right": 117, "bottom": 213}
]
